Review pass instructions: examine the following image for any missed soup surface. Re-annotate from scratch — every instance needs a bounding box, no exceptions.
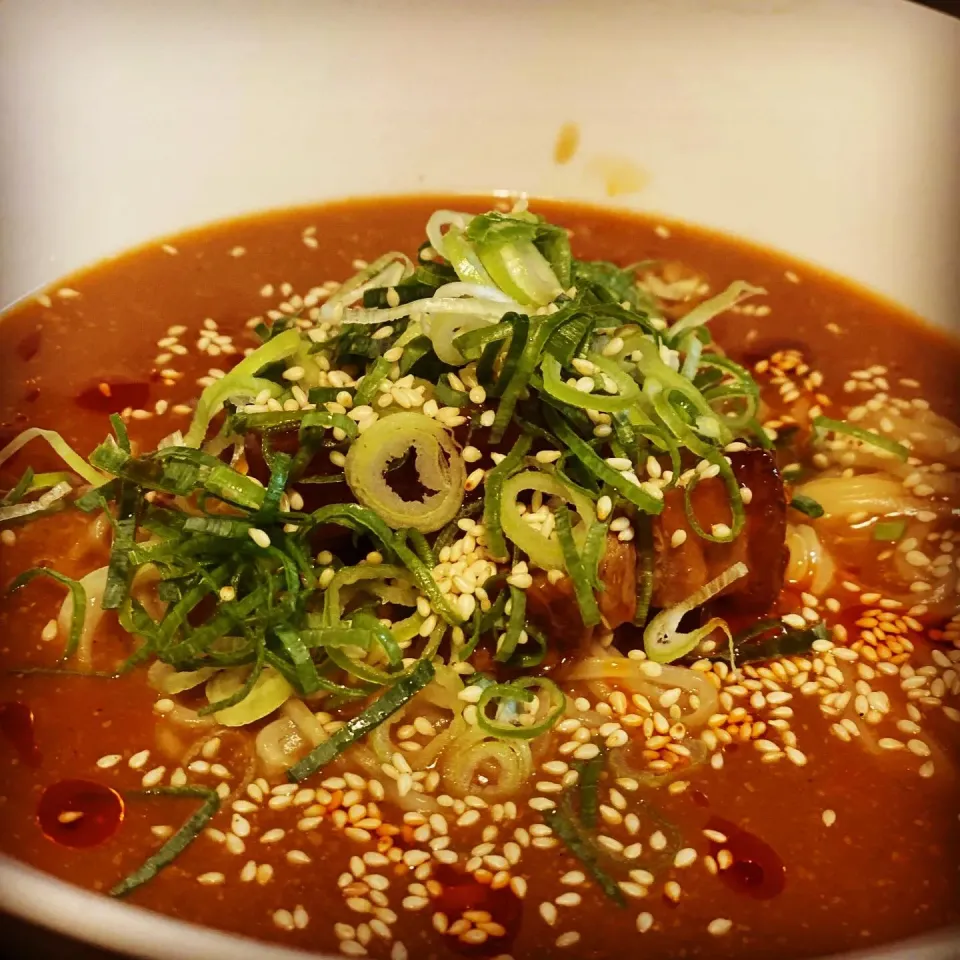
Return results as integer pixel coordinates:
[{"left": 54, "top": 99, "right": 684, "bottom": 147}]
[{"left": 1, "top": 197, "right": 958, "bottom": 960}]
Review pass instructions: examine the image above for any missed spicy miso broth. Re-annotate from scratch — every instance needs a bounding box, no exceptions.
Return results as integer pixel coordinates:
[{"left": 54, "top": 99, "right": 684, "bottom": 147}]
[{"left": 1, "top": 196, "right": 958, "bottom": 960}]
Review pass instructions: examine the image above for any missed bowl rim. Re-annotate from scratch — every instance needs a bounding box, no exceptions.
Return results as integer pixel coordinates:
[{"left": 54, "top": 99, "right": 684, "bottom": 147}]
[{"left": 1, "top": 852, "right": 958, "bottom": 960}]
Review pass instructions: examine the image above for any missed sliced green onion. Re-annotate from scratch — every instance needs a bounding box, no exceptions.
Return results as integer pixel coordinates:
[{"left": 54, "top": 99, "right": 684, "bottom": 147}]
[
  {"left": 2, "top": 466, "right": 35, "bottom": 506},
  {"left": 789, "top": 494, "right": 825, "bottom": 519},
  {"left": 321, "top": 564, "right": 414, "bottom": 627},
  {"left": 109, "top": 786, "right": 220, "bottom": 897},
  {"left": 576, "top": 746, "right": 605, "bottom": 829},
  {"left": 873, "top": 518, "right": 908, "bottom": 541},
  {"left": 288, "top": 659, "right": 435, "bottom": 782},
  {"left": 726, "top": 619, "right": 828, "bottom": 665},
  {"left": 89, "top": 441, "right": 266, "bottom": 512},
  {"left": 477, "top": 239, "right": 562, "bottom": 306},
  {"left": 541, "top": 353, "right": 641, "bottom": 413},
  {"left": 201, "top": 655, "right": 278, "bottom": 724},
  {"left": 345, "top": 412, "right": 465, "bottom": 534},
  {"left": 0, "top": 428, "right": 108, "bottom": 487},
  {"left": 320, "top": 252, "right": 413, "bottom": 318},
  {"left": 8, "top": 568, "right": 86, "bottom": 661},
  {"left": 350, "top": 611, "right": 402, "bottom": 667},
  {"left": 554, "top": 505, "right": 601, "bottom": 628},
  {"left": 184, "top": 328, "right": 301, "bottom": 447},
  {"left": 644, "top": 562, "right": 748, "bottom": 663},
  {"left": 493, "top": 585, "right": 527, "bottom": 663},
  {"left": 392, "top": 531, "right": 463, "bottom": 626},
  {"left": 433, "top": 374, "right": 469, "bottom": 408},
  {"left": 101, "top": 481, "right": 140, "bottom": 609},
  {"left": 475, "top": 676, "right": 565, "bottom": 740},
  {"left": 0, "top": 481, "right": 73, "bottom": 525},
  {"left": 341, "top": 295, "right": 518, "bottom": 330},
  {"left": 354, "top": 320, "right": 424, "bottom": 406},
  {"left": 681, "top": 449, "right": 745, "bottom": 544},
  {"left": 632, "top": 515, "right": 654, "bottom": 627},
  {"left": 667, "top": 281, "right": 765, "bottom": 343},
  {"left": 499, "top": 470, "right": 593, "bottom": 571},
  {"left": 488, "top": 314, "right": 531, "bottom": 439},
  {"left": 453, "top": 318, "right": 513, "bottom": 362},
  {"left": 483, "top": 433, "right": 532, "bottom": 562},
  {"left": 543, "top": 801, "right": 626, "bottom": 908},
  {"left": 545, "top": 408, "right": 663, "bottom": 516},
  {"left": 406, "top": 529, "right": 436, "bottom": 568},
  {"left": 580, "top": 518, "right": 609, "bottom": 592},
  {"left": 812, "top": 416, "right": 909, "bottom": 462},
  {"left": 303, "top": 503, "right": 397, "bottom": 550}
]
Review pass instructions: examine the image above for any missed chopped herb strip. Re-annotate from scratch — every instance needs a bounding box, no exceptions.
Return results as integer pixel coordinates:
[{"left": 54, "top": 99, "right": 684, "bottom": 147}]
[
  {"left": 288, "top": 659, "right": 435, "bottom": 783},
  {"left": 109, "top": 786, "right": 220, "bottom": 897},
  {"left": 475, "top": 677, "right": 565, "bottom": 740},
  {"left": 812, "top": 416, "right": 909, "bottom": 462},
  {"left": 789, "top": 494, "right": 825, "bottom": 519},
  {"left": 873, "top": 519, "right": 907, "bottom": 542},
  {"left": 483, "top": 433, "right": 533, "bottom": 562},
  {"left": 493, "top": 585, "right": 527, "bottom": 663},
  {"left": 198, "top": 642, "right": 265, "bottom": 716},
  {"left": 544, "top": 800, "right": 626, "bottom": 908},
  {"left": 555, "top": 506, "right": 601, "bottom": 627},
  {"left": 725, "top": 620, "right": 828, "bottom": 664},
  {"left": 7, "top": 568, "right": 85, "bottom": 662},
  {"left": 101, "top": 479, "right": 140, "bottom": 609},
  {"left": 633, "top": 515, "right": 655, "bottom": 627},
  {"left": 576, "top": 746, "right": 605, "bottom": 829},
  {"left": 6, "top": 666, "right": 117, "bottom": 678},
  {"left": 546, "top": 408, "right": 664, "bottom": 516},
  {"left": 2, "top": 467, "right": 34, "bottom": 507}
]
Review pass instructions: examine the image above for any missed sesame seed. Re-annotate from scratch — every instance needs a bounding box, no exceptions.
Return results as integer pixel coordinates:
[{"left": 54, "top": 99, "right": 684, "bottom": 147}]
[
  {"left": 248, "top": 527, "right": 271, "bottom": 549},
  {"left": 141, "top": 766, "right": 166, "bottom": 788},
  {"left": 539, "top": 901, "right": 558, "bottom": 925},
  {"left": 673, "top": 847, "right": 697, "bottom": 868},
  {"left": 708, "top": 918, "right": 733, "bottom": 936}
]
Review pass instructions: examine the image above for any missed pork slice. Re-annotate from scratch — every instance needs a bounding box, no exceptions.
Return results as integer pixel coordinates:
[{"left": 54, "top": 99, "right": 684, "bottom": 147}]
[
  {"left": 526, "top": 533, "right": 637, "bottom": 651},
  {"left": 652, "top": 449, "right": 787, "bottom": 614}
]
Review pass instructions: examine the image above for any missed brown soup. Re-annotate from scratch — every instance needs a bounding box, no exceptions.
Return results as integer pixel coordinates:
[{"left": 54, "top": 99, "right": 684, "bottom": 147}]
[{"left": 1, "top": 196, "right": 958, "bottom": 960}]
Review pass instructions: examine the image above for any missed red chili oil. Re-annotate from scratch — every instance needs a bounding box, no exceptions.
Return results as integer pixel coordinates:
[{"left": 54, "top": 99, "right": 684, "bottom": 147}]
[
  {"left": 37, "top": 779, "right": 125, "bottom": 848},
  {"left": 0, "top": 701, "right": 40, "bottom": 766},
  {"left": 706, "top": 815, "right": 786, "bottom": 900},
  {"left": 75, "top": 379, "right": 150, "bottom": 415}
]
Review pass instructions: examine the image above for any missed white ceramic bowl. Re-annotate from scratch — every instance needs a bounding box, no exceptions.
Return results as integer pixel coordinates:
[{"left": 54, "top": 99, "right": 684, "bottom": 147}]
[{"left": 1, "top": 1, "right": 958, "bottom": 957}]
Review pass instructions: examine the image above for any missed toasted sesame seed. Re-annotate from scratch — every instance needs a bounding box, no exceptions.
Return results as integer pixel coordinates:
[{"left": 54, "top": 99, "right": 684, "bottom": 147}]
[
  {"left": 539, "top": 901, "right": 558, "bottom": 925},
  {"left": 141, "top": 766, "right": 166, "bottom": 788},
  {"left": 248, "top": 527, "right": 271, "bottom": 548},
  {"left": 708, "top": 918, "right": 733, "bottom": 936},
  {"left": 674, "top": 848, "right": 698, "bottom": 868}
]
